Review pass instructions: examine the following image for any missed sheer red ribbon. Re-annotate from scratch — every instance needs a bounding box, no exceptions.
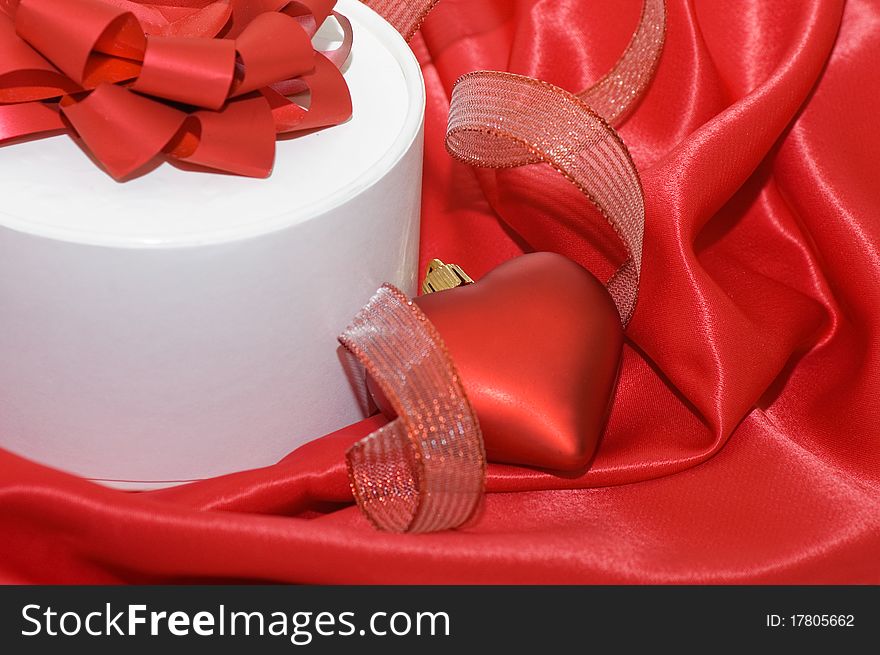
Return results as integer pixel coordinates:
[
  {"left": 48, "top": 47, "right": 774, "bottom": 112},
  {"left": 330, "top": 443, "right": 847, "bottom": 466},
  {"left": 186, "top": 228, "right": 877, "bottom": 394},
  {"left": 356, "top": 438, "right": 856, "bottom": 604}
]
[
  {"left": 345, "top": 0, "right": 665, "bottom": 531},
  {"left": 444, "top": 0, "right": 665, "bottom": 326},
  {"left": 361, "top": 0, "right": 437, "bottom": 42},
  {"left": 0, "top": 0, "right": 353, "bottom": 179},
  {"left": 339, "top": 286, "right": 486, "bottom": 533},
  {"left": 366, "top": 0, "right": 664, "bottom": 324}
]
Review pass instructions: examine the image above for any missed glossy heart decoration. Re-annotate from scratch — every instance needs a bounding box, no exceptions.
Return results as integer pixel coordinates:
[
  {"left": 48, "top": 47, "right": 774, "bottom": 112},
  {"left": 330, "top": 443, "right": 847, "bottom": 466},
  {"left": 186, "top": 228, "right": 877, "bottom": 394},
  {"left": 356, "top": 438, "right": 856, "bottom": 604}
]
[{"left": 368, "top": 252, "right": 623, "bottom": 471}]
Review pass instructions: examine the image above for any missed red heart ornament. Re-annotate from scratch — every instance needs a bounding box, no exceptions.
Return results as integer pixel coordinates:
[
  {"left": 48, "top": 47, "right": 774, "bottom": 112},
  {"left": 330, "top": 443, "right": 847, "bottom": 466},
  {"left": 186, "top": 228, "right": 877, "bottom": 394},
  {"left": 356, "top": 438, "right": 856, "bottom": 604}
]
[{"left": 369, "top": 252, "right": 623, "bottom": 471}]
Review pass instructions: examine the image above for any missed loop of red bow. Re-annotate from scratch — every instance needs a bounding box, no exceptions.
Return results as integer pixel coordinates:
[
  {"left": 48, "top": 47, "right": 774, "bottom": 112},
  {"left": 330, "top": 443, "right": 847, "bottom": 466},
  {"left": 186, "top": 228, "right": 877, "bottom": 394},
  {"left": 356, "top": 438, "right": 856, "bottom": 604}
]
[{"left": 0, "top": 0, "right": 353, "bottom": 179}]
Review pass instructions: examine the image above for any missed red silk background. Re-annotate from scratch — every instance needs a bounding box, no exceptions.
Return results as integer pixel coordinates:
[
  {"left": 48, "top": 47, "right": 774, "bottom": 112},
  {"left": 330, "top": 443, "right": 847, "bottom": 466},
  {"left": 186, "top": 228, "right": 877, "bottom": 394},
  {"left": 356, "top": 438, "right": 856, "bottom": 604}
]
[{"left": 1, "top": 0, "right": 878, "bottom": 583}]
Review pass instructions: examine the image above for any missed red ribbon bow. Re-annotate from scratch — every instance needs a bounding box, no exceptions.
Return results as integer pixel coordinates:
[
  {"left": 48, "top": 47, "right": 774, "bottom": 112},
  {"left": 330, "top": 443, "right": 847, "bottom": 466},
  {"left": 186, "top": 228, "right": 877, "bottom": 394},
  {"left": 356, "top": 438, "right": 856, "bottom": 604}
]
[{"left": 0, "top": 0, "right": 353, "bottom": 180}]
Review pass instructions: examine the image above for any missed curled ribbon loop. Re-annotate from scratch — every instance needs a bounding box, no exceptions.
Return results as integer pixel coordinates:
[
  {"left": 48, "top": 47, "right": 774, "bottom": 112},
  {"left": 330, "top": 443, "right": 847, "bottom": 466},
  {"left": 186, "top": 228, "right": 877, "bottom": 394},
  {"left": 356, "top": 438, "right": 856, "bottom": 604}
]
[
  {"left": 0, "top": 0, "right": 353, "bottom": 179},
  {"left": 363, "top": 0, "right": 665, "bottom": 326},
  {"left": 446, "top": 73, "right": 646, "bottom": 326},
  {"left": 339, "top": 285, "right": 486, "bottom": 533},
  {"left": 445, "top": 0, "right": 666, "bottom": 327}
]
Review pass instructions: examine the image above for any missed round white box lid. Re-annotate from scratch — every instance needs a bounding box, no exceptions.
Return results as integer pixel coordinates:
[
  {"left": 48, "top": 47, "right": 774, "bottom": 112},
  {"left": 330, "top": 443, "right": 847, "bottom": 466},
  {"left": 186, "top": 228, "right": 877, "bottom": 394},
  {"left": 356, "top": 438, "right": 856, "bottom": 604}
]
[{"left": 0, "top": 0, "right": 423, "bottom": 247}]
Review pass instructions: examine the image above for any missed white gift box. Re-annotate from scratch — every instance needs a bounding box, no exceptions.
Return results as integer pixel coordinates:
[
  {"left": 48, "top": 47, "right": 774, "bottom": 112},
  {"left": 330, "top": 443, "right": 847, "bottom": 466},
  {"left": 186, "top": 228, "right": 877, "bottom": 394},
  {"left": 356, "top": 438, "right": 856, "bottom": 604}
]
[{"left": 0, "top": 0, "right": 424, "bottom": 488}]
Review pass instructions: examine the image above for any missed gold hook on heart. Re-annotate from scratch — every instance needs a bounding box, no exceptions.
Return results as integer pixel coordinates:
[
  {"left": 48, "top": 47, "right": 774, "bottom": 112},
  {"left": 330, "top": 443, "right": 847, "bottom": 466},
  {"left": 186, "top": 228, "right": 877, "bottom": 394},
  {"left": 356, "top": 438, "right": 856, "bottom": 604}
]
[{"left": 421, "top": 258, "right": 474, "bottom": 294}]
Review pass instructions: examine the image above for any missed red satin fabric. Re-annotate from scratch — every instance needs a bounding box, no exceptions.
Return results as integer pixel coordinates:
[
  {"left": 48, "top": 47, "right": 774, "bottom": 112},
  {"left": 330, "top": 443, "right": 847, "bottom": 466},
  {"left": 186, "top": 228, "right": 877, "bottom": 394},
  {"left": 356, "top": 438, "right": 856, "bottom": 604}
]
[{"left": 1, "top": 0, "right": 879, "bottom": 583}]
